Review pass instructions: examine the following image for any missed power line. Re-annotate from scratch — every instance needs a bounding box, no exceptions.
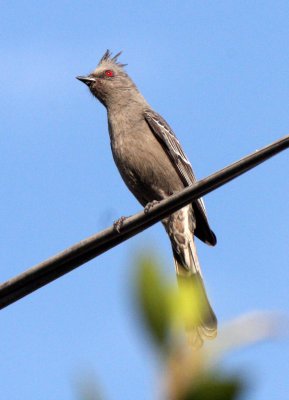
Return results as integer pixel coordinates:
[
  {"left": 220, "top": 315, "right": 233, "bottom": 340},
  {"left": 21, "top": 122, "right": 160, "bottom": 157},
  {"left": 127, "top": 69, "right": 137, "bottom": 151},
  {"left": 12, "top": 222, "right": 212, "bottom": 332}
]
[{"left": 1, "top": 134, "right": 289, "bottom": 309}]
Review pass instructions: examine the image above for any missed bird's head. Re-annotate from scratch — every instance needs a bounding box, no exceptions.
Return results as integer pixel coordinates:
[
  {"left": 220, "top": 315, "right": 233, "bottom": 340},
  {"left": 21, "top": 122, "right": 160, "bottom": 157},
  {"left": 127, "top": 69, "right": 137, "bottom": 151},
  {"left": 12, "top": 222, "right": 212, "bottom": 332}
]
[{"left": 77, "top": 50, "right": 138, "bottom": 109}]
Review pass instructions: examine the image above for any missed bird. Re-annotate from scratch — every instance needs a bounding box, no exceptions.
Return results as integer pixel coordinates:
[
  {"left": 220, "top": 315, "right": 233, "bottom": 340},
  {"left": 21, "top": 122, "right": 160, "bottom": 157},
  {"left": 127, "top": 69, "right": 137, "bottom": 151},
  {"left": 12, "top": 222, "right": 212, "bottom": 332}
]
[{"left": 77, "top": 50, "right": 217, "bottom": 347}]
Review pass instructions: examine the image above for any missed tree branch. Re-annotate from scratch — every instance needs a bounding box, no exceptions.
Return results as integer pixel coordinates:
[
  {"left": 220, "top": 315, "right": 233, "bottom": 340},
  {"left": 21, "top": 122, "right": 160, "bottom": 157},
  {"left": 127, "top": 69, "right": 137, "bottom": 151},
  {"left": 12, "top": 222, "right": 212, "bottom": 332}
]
[{"left": 1, "top": 134, "right": 289, "bottom": 309}]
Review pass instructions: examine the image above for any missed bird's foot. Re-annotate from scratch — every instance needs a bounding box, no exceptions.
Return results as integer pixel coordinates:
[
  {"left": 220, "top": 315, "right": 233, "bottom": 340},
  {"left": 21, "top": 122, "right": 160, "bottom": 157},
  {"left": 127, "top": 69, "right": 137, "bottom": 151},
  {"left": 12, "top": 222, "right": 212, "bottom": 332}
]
[
  {"left": 144, "top": 200, "right": 159, "bottom": 214},
  {"left": 113, "top": 216, "right": 127, "bottom": 233}
]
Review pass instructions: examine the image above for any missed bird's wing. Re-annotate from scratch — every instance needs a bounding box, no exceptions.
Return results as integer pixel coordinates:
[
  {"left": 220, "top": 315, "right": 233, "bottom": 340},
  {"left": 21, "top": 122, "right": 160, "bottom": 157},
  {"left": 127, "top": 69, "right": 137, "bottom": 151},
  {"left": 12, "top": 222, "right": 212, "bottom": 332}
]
[{"left": 144, "top": 109, "right": 216, "bottom": 246}]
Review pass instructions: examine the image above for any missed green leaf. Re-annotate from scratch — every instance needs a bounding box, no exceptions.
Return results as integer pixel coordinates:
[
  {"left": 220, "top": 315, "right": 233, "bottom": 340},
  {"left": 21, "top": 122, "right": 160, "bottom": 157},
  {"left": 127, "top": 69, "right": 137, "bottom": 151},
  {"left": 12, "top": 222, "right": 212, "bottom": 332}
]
[
  {"left": 170, "top": 276, "right": 204, "bottom": 330},
  {"left": 182, "top": 375, "right": 243, "bottom": 400},
  {"left": 136, "top": 257, "right": 170, "bottom": 348}
]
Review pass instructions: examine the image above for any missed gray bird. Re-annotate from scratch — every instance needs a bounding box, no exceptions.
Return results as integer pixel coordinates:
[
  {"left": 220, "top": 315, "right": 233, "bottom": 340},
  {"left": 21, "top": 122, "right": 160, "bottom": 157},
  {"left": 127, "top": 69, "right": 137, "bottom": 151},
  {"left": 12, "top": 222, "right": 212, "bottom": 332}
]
[{"left": 77, "top": 50, "right": 217, "bottom": 347}]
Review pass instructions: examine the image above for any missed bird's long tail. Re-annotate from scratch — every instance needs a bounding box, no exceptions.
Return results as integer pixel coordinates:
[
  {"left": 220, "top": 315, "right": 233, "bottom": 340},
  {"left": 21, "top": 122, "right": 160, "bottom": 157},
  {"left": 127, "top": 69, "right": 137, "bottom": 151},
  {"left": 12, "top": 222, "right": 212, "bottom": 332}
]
[{"left": 173, "top": 238, "right": 217, "bottom": 348}]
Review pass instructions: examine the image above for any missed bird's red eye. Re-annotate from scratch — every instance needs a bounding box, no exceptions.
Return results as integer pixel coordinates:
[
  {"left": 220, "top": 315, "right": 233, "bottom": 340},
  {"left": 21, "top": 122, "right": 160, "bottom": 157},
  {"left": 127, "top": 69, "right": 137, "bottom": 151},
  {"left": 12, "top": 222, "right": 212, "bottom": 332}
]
[{"left": 105, "top": 70, "right": 114, "bottom": 77}]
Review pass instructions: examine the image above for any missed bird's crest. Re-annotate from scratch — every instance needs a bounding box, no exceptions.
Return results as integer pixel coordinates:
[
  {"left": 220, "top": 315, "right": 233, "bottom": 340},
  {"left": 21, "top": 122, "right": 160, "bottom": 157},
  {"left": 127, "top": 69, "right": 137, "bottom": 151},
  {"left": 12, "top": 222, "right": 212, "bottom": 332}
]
[{"left": 98, "top": 50, "right": 127, "bottom": 68}]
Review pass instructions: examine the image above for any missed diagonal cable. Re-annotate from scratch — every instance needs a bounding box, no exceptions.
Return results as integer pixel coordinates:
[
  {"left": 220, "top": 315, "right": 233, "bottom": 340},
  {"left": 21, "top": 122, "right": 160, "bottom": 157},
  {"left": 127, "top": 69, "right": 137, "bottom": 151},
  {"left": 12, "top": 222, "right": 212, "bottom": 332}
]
[{"left": 1, "top": 134, "right": 289, "bottom": 309}]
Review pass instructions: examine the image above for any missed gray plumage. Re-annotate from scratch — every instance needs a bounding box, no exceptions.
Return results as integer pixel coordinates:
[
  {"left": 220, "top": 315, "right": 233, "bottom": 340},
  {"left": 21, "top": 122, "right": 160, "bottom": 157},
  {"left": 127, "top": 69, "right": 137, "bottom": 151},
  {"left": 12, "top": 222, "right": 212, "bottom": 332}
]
[{"left": 77, "top": 50, "right": 217, "bottom": 347}]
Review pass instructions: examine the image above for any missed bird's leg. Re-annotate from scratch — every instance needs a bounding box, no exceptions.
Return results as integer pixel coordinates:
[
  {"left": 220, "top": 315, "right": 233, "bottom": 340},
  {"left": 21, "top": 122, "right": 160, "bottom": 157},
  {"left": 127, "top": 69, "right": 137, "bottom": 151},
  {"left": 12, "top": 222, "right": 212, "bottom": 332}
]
[
  {"left": 144, "top": 200, "right": 159, "bottom": 214},
  {"left": 113, "top": 216, "right": 128, "bottom": 233}
]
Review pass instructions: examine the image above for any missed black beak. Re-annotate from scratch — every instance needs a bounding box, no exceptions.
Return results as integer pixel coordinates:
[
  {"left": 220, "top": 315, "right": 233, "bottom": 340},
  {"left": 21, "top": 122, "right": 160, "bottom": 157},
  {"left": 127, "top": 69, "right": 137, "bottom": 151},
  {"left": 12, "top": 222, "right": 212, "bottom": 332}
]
[{"left": 76, "top": 76, "right": 96, "bottom": 86}]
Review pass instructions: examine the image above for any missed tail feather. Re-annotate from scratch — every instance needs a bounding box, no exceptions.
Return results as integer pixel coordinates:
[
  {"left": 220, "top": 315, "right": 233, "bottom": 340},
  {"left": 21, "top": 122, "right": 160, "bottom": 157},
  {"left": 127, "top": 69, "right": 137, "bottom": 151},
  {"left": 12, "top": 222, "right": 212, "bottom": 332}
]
[{"left": 173, "top": 240, "right": 217, "bottom": 347}]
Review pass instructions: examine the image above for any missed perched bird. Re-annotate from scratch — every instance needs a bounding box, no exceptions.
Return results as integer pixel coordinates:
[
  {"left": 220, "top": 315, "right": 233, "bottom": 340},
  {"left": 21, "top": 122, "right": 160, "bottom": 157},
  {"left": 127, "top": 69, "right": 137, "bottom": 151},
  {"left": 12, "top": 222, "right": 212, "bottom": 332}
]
[{"left": 77, "top": 50, "right": 217, "bottom": 347}]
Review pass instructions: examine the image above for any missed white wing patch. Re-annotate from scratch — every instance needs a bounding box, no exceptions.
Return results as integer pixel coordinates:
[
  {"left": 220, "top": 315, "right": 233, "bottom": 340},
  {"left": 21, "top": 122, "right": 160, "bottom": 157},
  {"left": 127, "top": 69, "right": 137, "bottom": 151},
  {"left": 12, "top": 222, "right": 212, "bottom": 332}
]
[{"left": 144, "top": 109, "right": 208, "bottom": 217}]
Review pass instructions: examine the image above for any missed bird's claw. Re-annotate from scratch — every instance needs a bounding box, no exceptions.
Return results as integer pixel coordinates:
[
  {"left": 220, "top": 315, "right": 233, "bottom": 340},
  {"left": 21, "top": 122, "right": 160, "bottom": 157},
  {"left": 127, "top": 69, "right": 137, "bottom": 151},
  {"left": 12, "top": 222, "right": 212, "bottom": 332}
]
[
  {"left": 144, "top": 200, "right": 159, "bottom": 214},
  {"left": 113, "top": 216, "right": 127, "bottom": 233}
]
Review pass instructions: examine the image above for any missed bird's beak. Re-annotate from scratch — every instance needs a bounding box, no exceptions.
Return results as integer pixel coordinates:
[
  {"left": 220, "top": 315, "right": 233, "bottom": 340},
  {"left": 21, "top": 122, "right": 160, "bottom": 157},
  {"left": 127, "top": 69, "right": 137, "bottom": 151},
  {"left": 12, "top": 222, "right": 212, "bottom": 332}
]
[{"left": 76, "top": 75, "right": 96, "bottom": 86}]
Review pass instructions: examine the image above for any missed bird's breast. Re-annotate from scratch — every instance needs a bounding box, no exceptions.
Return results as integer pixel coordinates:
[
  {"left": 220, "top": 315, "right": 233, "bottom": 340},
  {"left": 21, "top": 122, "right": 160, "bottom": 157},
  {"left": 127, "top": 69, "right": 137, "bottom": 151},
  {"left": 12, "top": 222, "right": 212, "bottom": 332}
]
[{"left": 108, "top": 115, "right": 184, "bottom": 204}]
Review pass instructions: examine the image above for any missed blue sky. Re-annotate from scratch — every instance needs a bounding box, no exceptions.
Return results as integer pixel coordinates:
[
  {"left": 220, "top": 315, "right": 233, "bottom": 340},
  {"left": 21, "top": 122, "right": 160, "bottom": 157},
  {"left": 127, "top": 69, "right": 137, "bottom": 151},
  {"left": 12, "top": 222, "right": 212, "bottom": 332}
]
[{"left": 1, "top": 1, "right": 289, "bottom": 399}]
